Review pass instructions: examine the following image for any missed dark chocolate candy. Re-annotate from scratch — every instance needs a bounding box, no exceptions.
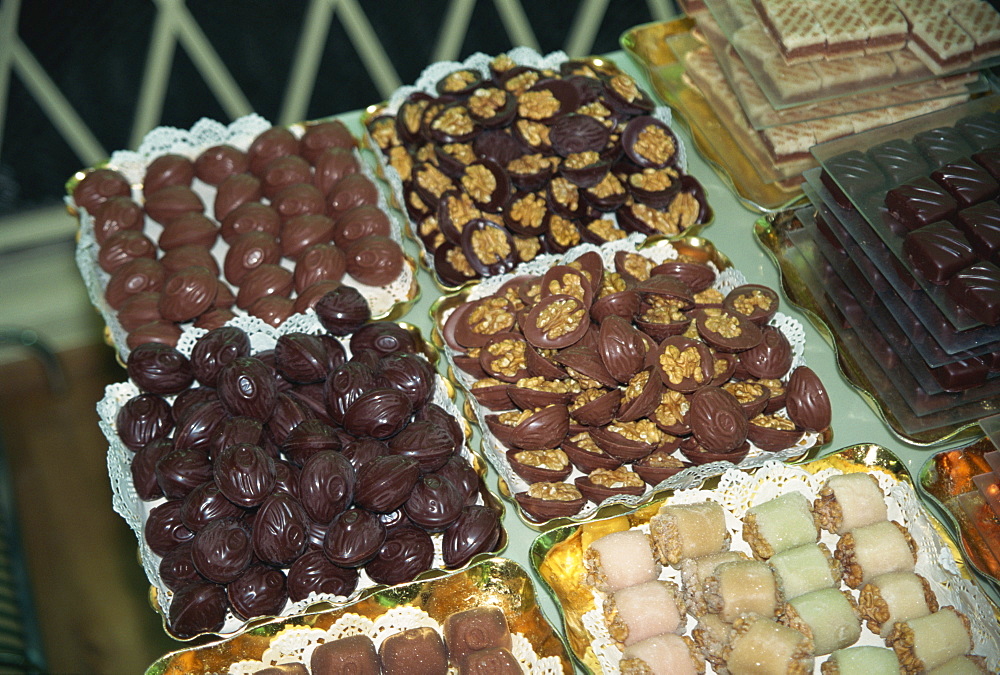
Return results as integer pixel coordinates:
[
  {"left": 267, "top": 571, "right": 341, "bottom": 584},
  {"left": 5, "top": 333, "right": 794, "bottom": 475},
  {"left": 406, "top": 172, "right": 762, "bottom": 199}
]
[
  {"left": 867, "top": 139, "right": 929, "bottom": 185},
  {"left": 145, "top": 499, "right": 195, "bottom": 556},
  {"left": 402, "top": 474, "right": 464, "bottom": 531},
  {"left": 180, "top": 480, "right": 243, "bottom": 532},
  {"left": 155, "top": 446, "right": 215, "bottom": 500},
  {"left": 286, "top": 549, "right": 359, "bottom": 601},
  {"left": 973, "top": 148, "right": 1000, "bottom": 181},
  {"left": 785, "top": 366, "right": 831, "bottom": 432},
  {"left": 821, "top": 150, "right": 886, "bottom": 209},
  {"left": 251, "top": 492, "right": 309, "bottom": 566},
  {"left": 912, "top": 126, "right": 973, "bottom": 167},
  {"left": 217, "top": 356, "right": 278, "bottom": 421},
  {"left": 930, "top": 158, "right": 999, "bottom": 208},
  {"left": 226, "top": 563, "right": 288, "bottom": 621},
  {"left": 314, "top": 285, "right": 371, "bottom": 335},
  {"left": 885, "top": 176, "right": 959, "bottom": 230},
  {"left": 955, "top": 201, "right": 1000, "bottom": 262},
  {"left": 929, "top": 355, "right": 990, "bottom": 392},
  {"left": 194, "top": 144, "right": 248, "bottom": 185},
  {"left": 444, "top": 605, "right": 512, "bottom": 666},
  {"left": 213, "top": 442, "right": 277, "bottom": 508},
  {"left": 442, "top": 504, "right": 500, "bottom": 568},
  {"left": 365, "top": 526, "right": 434, "bottom": 585},
  {"left": 167, "top": 581, "right": 228, "bottom": 638},
  {"left": 131, "top": 438, "right": 173, "bottom": 501},
  {"left": 116, "top": 393, "right": 173, "bottom": 451},
  {"left": 73, "top": 168, "right": 132, "bottom": 214},
  {"left": 351, "top": 321, "right": 418, "bottom": 358},
  {"left": 947, "top": 261, "right": 1000, "bottom": 325},
  {"left": 956, "top": 113, "right": 1000, "bottom": 148},
  {"left": 105, "top": 257, "right": 166, "bottom": 310},
  {"left": 310, "top": 635, "right": 379, "bottom": 675},
  {"left": 159, "top": 542, "right": 203, "bottom": 591},
  {"left": 127, "top": 342, "right": 194, "bottom": 394},
  {"left": 274, "top": 333, "right": 332, "bottom": 384},
  {"left": 379, "top": 627, "right": 448, "bottom": 675},
  {"left": 143, "top": 154, "right": 195, "bottom": 196},
  {"left": 298, "top": 450, "right": 355, "bottom": 524},
  {"left": 687, "top": 386, "right": 748, "bottom": 454},
  {"left": 190, "top": 517, "right": 253, "bottom": 584},
  {"left": 323, "top": 507, "right": 386, "bottom": 567},
  {"left": 190, "top": 325, "right": 251, "bottom": 387},
  {"left": 903, "top": 221, "right": 975, "bottom": 284},
  {"left": 354, "top": 455, "right": 421, "bottom": 513},
  {"left": 343, "top": 388, "right": 413, "bottom": 439}
]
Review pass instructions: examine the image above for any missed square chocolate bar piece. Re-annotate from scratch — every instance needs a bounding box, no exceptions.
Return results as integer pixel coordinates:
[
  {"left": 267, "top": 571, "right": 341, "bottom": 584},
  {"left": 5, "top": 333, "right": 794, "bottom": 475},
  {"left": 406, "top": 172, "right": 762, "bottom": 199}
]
[
  {"left": 929, "top": 355, "right": 990, "bottom": 392},
  {"left": 903, "top": 221, "right": 975, "bottom": 284},
  {"left": 974, "top": 147, "right": 1000, "bottom": 182},
  {"left": 379, "top": 627, "right": 448, "bottom": 675},
  {"left": 931, "top": 158, "right": 1000, "bottom": 208},
  {"left": 947, "top": 260, "right": 1000, "bottom": 325},
  {"left": 444, "top": 606, "right": 513, "bottom": 667},
  {"left": 867, "top": 139, "right": 929, "bottom": 185},
  {"left": 310, "top": 635, "right": 380, "bottom": 675},
  {"left": 956, "top": 113, "right": 1000, "bottom": 149},
  {"left": 821, "top": 150, "right": 886, "bottom": 210},
  {"left": 913, "top": 126, "right": 974, "bottom": 168},
  {"left": 955, "top": 201, "right": 1000, "bottom": 262},
  {"left": 885, "top": 177, "right": 959, "bottom": 230}
]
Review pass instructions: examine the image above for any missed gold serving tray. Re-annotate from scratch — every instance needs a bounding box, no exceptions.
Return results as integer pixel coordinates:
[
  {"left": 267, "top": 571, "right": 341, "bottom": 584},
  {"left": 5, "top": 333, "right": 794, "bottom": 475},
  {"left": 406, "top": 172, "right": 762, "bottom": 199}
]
[
  {"left": 143, "top": 557, "right": 573, "bottom": 675},
  {"left": 529, "top": 444, "right": 999, "bottom": 675},
  {"left": 621, "top": 19, "right": 805, "bottom": 213},
  {"left": 430, "top": 234, "right": 833, "bottom": 532},
  {"left": 755, "top": 209, "right": 990, "bottom": 446}
]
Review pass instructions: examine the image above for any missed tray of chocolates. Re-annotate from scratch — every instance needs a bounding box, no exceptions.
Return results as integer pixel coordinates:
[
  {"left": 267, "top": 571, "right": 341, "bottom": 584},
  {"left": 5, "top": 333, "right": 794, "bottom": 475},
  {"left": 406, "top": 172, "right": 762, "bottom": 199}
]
[
  {"left": 431, "top": 234, "right": 833, "bottom": 530},
  {"left": 755, "top": 208, "right": 999, "bottom": 444},
  {"left": 98, "top": 315, "right": 505, "bottom": 640},
  {"left": 362, "top": 48, "right": 712, "bottom": 291},
  {"left": 529, "top": 445, "right": 1000, "bottom": 675},
  {"left": 811, "top": 95, "right": 1000, "bottom": 332},
  {"left": 702, "top": 0, "right": 1000, "bottom": 110},
  {"left": 68, "top": 114, "right": 420, "bottom": 361},
  {"left": 621, "top": 18, "right": 806, "bottom": 212},
  {"left": 142, "top": 556, "right": 573, "bottom": 674},
  {"left": 918, "top": 432, "right": 1000, "bottom": 594}
]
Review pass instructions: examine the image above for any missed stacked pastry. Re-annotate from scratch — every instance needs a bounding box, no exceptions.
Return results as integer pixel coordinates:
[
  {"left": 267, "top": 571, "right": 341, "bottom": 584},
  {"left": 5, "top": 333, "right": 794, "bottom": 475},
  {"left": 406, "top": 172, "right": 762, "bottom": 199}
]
[{"left": 580, "top": 471, "right": 988, "bottom": 674}]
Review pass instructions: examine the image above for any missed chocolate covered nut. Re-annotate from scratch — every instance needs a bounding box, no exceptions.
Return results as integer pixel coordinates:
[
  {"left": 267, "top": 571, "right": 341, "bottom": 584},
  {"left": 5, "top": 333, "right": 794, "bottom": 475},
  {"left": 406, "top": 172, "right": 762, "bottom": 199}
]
[
  {"left": 785, "top": 366, "right": 831, "bottom": 432},
  {"left": 143, "top": 153, "right": 195, "bottom": 196},
  {"left": 73, "top": 168, "right": 132, "bottom": 214}
]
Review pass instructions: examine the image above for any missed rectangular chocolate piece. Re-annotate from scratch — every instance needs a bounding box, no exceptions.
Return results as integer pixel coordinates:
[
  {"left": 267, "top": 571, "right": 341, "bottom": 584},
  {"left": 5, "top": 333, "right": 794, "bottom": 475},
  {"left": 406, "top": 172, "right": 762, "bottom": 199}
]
[
  {"left": 955, "top": 113, "right": 1000, "bottom": 148},
  {"left": 955, "top": 200, "right": 1000, "bottom": 262},
  {"left": 885, "top": 176, "right": 958, "bottom": 229},
  {"left": 868, "top": 139, "right": 929, "bottom": 185},
  {"left": 903, "top": 221, "right": 976, "bottom": 284},
  {"left": 973, "top": 148, "right": 1000, "bottom": 182},
  {"left": 930, "top": 158, "right": 1000, "bottom": 208},
  {"left": 947, "top": 260, "right": 1000, "bottom": 325},
  {"left": 912, "top": 126, "right": 974, "bottom": 168},
  {"left": 821, "top": 150, "right": 886, "bottom": 209},
  {"left": 929, "top": 355, "right": 990, "bottom": 392}
]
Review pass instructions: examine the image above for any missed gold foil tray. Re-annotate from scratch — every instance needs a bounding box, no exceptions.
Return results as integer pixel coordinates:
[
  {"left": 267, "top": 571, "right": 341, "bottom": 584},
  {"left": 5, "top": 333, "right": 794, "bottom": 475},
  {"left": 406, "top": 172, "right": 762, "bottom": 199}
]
[
  {"left": 530, "top": 444, "right": 1000, "bottom": 674},
  {"left": 621, "top": 19, "right": 805, "bottom": 213},
  {"left": 143, "top": 557, "right": 573, "bottom": 674},
  {"left": 756, "top": 209, "right": 989, "bottom": 446}
]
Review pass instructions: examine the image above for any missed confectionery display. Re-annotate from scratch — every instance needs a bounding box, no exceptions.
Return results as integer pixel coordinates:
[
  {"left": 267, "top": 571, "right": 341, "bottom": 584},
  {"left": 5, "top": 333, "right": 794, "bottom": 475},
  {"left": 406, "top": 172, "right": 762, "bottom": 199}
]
[
  {"left": 71, "top": 116, "right": 417, "bottom": 359},
  {"left": 365, "top": 51, "right": 711, "bottom": 288},
  {"left": 535, "top": 451, "right": 1000, "bottom": 674}
]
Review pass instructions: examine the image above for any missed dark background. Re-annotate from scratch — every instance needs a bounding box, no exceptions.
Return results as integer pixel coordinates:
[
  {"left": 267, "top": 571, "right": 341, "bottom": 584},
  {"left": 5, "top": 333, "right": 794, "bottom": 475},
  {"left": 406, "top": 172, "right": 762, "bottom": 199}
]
[{"left": 1, "top": 1, "right": 669, "bottom": 217}]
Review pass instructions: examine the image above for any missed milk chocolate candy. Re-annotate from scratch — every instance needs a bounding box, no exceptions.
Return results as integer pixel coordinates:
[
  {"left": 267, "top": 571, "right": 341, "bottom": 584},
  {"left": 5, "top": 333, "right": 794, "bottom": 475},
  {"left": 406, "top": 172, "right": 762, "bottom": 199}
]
[
  {"left": 379, "top": 627, "right": 448, "bottom": 675},
  {"left": 227, "top": 563, "right": 287, "bottom": 621},
  {"left": 92, "top": 196, "right": 144, "bottom": 245},
  {"left": 194, "top": 308, "right": 236, "bottom": 331},
  {"left": 214, "top": 172, "right": 262, "bottom": 221},
  {"left": 327, "top": 173, "right": 379, "bottom": 217},
  {"left": 223, "top": 231, "right": 282, "bottom": 285},
  {"left": 158, "top": 212, "right": 220, "bottom": 250},
  {"left": 97, "top": 230, "right": 156, "bottom": 274},
  {"left": 261, "top": 155, "right": 313, "bottom": 200},
  {"left": 145, "top": 499, "right": 195, "bottom": 556},
  {"left": 73, "top": 168, "right": 132, "bottom": 214},
  {"left": 247, "top": 126, "right": 300, "bottom": 177},
  {"left": 463, "top": 647, "right": 523, "bottom": 674},
  {"left": 251, "top": 492, "right": 309, "bottom": 566},
  {"left": 445, "top": 606, "right": 513, "bottom": 666},
  {"left": 313, "top": 147, "right": 361, "bottom": 196},
  {"left": 191, "top": 517, "right": 253, "bottom": 584},
  {"left": 249, "top": 296, "right": 296, "bottom": 328},
  {"left": 785, "top": 366, "right": 831, "bottom": 432},
  {"left": 272, "top": 182, "right": 326, "bottom": 223},
  {"left": 345, "top": 235, "right": 405, "bottom": 287},
  {"left": 106, "top": 257, "right": 166, "bottom": 310},
  {"left": 167, "top": 581, "right": 228, "bottom": 638},
  {"left": 159, "top": 266, "right": 218, "bottom": 322},
  {"left": 117, "top": 291, "right": 163, "bottom": 333},
  {"left": 332, "top": 204, "right": 392, "bottom": 250},
  {"left": 221, "top": 202, "right": 281, "bottom": 243},
  {"left": 160, "top": 244, "right": 219, "bottom": 277},
  {"left": 253, "top": 664, "right": 308, "bottom": 675},
  {"left": 365, "top": 526, "right": 434, "bottom": 585},
  {"left": 687, "top": 386, "right": 749, "bottom": 454},
  {"left": 143, "top": 153, "right": 195, "bottom": 196},
  {"left": 300, "top": 120, "right": 357, "bottom": 165},
  {"left": 739, "top": 325, "right": 793, "bottom": 379},
  {"left": 195, "top": 144, "right": 248, "bottom": 185},
  {"left": 281, "top": 213, "right": 335, "bottom": 259},
  {"left": 144, "top": 185, "right": 204, "bottom": 225},
  {"left": 310, "top": 635, "right": 380, "bottom": 675},
  {"left": 127, "top": 341, "right": 194, "bottom": 394},
  {"left": 314, "top": 285, "right": 371, "bottom": 335},
  {"left": 236, "top": 264, "right": 294, "bottom": 310}
]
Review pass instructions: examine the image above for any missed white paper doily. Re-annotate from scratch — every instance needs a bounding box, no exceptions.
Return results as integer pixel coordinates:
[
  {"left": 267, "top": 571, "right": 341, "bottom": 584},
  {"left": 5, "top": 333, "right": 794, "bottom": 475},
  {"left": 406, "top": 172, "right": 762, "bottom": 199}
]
[
  {"left": 365, "top": 48, "right": 689, "bottom": 282},
  {"left": 98, "top": 313, "right": 490, "bottom": 637},
  {"left": 580, "top": 460, "right": 1000, "bottom": 674},
  {"left": 227, "top": 606, "right": 564, "bottom": 675},
  {"left": 438, "top": 235, "right": 820, "bottom": 523},
  {"left": 70, "top": 114, "right": 417, "bottom": 363}
]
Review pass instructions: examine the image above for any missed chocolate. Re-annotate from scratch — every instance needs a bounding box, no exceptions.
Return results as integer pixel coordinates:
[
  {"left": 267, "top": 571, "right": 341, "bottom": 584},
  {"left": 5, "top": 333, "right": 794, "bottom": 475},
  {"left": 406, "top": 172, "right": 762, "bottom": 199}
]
[
  {"left": 117, "top": 292, "right": 163, "bottom": 332},
  {"left": 444, "top": 606, "right": 513, "bottom": 666},
  {"left": 402, "top": 474, "right": 464, "bottom": 531},
  {"left": 180, "top": 480, "right": 243, "bottom": 532},
  {"left": 159, "top": 542, "right": 202, "bottom": 591},
  {"left": 912, "top": 126, "right": 973, "bottom": 167},
  {"left": 158, "top": 265, "right": 218, "bottom": 322},
  {"left": 226, "top": 563, "right": 287, "bottom": 621},
  {"left": 105, "top": 257, "right": 166, "bottom": 310},
  {"left": 693, "top": 308, "right": 762, "bottom": 353},
  {"left": 254, "top": 664, "right": 308, "bottom": 675},
  {"left": 298, "top": 450, "right": 355, "bottom": 523},
  {"left": 273, "top": 333, "right": 332, "bottom": 384},
  {"left": 310, "top": 635, "right": 379, "bottom": 675},
  {"left": 173, "top": 400, "right": 227, "bottom": 454},
  {"left": 247, "top": 126, "right": 300, "bottom": 177},
  {"left": 279, "top": 213, "right": 334, "bottom": 259},
  {"left": 261, "top": 155, "right": 313, "bottom": 199},
  {"left": 522, "top": 294, "right": 589, "bottom": 349},
  {"left": 249, "top": 296, "right": 296, "bottom": 327},
  {"left": 126, "top": 320, "right": 183, "bottom": 349},
  {"left": 973, "top": 148, "right": 1000, "bottom": 181},
  {"left": 738, "top": 325, "right": 793, "bottom": 380},
  {"left": 746, "top": 415, "right": 804, "bottom": 452},
  {"left": 378, "top": 352, "right": 435, "bottom": 409},
  {"left": 272, "top": 182, "right": 326, "bottom": 222},
  {"left": 485, "top": 405, "right": 569, "bottom": 452},
  {"left": 515, "top": 487, "right": 586, "bottom": 522},
  {"left": 355, "top": 455, "right": 422, "bottom": 516},
  {"left": 193, "top": 308, "right": 236, "bottom": 331},
  {"left": 132, "top": 439, "right": 173, "bottom": 501},
  {"left": 195, "top": 144, "right": 248, "bottom": 185},
  {"left": 116, "top": 393, "right": 173, "bottom": 451},
  {"left": 929, "top": 355, "right": 990, "bottom": 392},
  {"left": 217, "top": 356, "right": 278, "bottom": 420},
  {"left": 442, "top": 504, "right": 501, "bottom": 568},
  {"left": 92, "top": 196, "right": 144, "bottom": 245},
  {"left": 342, "top": 388, "right": 413, "bottom": 439},
  {"left": 885, "top": 177, "right": 958, "bottom": 231},
  {"left": 160, "top": 244, "right": 219, "bottom": 277},
  {"left": 955, "top": 201, "right": 1000, "bottom": 262},
  {"left": 931, "top": 158, "right": 1000, "bottom": 208},
  {"left": 190, "top": 515, "right": 254, "bottom": 584},
  {"left": 323, "top": 507, "right": 386, "bottom": 567},
  {"left": 467, "top": 86, "right": 516, "bottom": 128},
  {"left": 143, "top": 154, "right": 195, "bottom": 196},
  {"left": 463, "top": 647, "right": 522, "bottom": 674},
  {"left": 379, "top": 627, "right": 448, "bottom": 675},
  {"left": 223, "top": 231, "right": 282, "bottom": 285},
  {"left": 616, "top": 367, "right": 663, "bottom": 422},
  {"left": 300, "top": 120, "right": 356, "bottom": 165},
  {"left": 947, "top": 261, "right": 1000, "bottom": 325},
  {"left": 622, "top": 116, "right": 678, "bottom": 169},
  {"left": 144, "top": 185, "right": 204, "bottom": 225},
  {"left": 167, "top": 582, "right": 228, "bottom": 638},
  {"left": 821, "top": 150, "right": 886, "bottom": 209},
  {"left": 286, "top": 549, "right": 359, "bottom": 601},
  {"left": 159, "top": 212, "right": 220, "bottom": 250},
  {"left": 326, "top": 173, "right": 379, "bottom": 216},
  {"left": 723, "top": 284, "right": 779, "bottom": 325},
  {"left": 868, "top": 139, "right": 929, "bottom": 185},
  {"left": 332, "top": 205, "right": 391, "bottom": 250},
  {"left": 313, "top": 147, "right": 361, "bottom": 196},
  {"left": 785, "top": 366, "right": 831, "bottom": 432},
  {"left": 214, "top": 172, "right": 262, "bottom": 221},
  {"left": 432, "top": 454, "right": 479, "bottom": 503},
  {"left": 365, "top": 526, "right": 434, "bottom": 584},
  {"left": 213, "top": 443, "right": 277, "bottom": 508},
  {"left": 221, "top": 202, "right": 281, "bottom": 242},
  {"left": 293, "top": 280, "right": 342, "bottom": 314},
  {"left": 651, "top": 260, "right": 715, "bottom": 294},
  {"left": 98, "top": 230, "right": 157, "bottom": 274},
  {"left": 687, "top": 386, "right": 748, "bottom": 454},
  {"left": 903, "top": 221, "right": 975, "bottom": 284},
  {"left": 251, "top": 492, "right": 309, "bottom": 566},
  {"left": 145, "top": 498, "right": 195, "bottom": 556},
  {"left": 127, "top": 341, "right": 194, "bottom": 394},
  {"left": 654, "top": 336, "right": 714, "bottom": 393},
  {"left": 73, "top": 168, "right": 132, "bottom": 214},
  {"left": 236, "top": 264, "right": 294, "bottom": 310},
  {"left": 190, "top": 325, "right": 251, "bottom": 387},
  {"left": 345, "top": 235, "right": 405, "bottom": 286},
  {"left": 550, "top": 113, "right": 611, "bottom": 157}
]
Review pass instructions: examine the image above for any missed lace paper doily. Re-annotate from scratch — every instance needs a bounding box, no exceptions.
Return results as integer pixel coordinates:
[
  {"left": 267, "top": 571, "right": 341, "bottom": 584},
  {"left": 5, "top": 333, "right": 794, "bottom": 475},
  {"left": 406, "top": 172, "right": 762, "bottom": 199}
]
[
  {"left": 70, "top": 114, "right": 416, "bottom": 362},
  {"left": 97, "top": 313, "right": 488, "bottom": 637},
  {"left": 365, "top": 48, "right": 688, "bottom": 282},
  {"left": 581, "top": 460, "right": 1000, "bottom": 674},
  {"left": 227, "top": 606, "right": 563, "bottom": 675},
  {"left": 437, "top": 236, "right": 820, "bottom": 523}
]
